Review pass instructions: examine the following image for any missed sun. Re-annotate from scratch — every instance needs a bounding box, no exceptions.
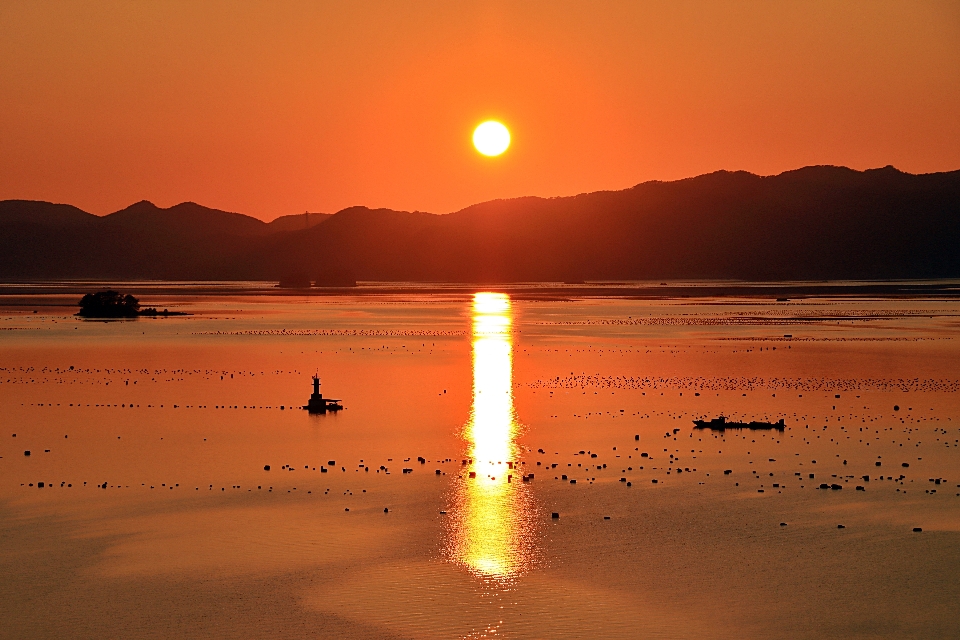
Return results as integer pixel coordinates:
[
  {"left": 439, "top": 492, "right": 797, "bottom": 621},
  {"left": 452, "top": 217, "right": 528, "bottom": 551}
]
[{"left": 473, "top": 121, "right": 510, "bottom": 157}]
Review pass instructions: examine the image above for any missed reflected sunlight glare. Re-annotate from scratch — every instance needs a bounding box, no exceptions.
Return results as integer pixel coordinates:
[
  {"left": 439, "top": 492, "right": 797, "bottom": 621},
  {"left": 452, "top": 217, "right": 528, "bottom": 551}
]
[{"left": 446, "top": 293, "right": 537, "bottom": 580}]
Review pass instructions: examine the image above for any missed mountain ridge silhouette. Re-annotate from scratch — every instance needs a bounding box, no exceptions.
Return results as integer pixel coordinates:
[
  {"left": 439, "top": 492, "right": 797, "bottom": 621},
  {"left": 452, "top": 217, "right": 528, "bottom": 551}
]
[{"left": 1, "top": 165, "right": 958, "bottom": 281}]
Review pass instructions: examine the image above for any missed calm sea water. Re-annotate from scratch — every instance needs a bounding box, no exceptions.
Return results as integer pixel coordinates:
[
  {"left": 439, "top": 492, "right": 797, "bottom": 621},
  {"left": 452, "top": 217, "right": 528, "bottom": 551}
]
[{"left": 1, "top": 290, "right": 959, "bottom": 639}]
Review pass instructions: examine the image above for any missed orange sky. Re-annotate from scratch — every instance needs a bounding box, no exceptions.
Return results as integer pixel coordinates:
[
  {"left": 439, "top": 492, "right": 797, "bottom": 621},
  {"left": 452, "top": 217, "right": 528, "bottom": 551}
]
[{"left": 1, "top": 1, "right": 958, "bottom": 220}]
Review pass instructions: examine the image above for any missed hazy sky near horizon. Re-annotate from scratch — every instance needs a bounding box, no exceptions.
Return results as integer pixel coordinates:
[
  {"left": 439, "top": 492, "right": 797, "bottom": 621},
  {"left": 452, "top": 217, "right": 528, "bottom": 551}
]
[{"left": 1, "top": 1, "right": 958, "bottom": 220}]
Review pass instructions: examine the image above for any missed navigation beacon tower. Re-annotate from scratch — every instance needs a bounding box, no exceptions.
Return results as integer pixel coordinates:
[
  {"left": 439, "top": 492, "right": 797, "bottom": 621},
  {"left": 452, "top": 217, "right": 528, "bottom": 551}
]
[{"left": 303, "top": 374, "right": 343, "bottom": 413}]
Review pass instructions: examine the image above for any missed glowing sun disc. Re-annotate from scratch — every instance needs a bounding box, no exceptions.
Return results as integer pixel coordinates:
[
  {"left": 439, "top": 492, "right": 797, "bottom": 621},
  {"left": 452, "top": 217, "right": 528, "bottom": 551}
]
[{"left": 473, "top": 121, "right": 511, "bottom": 156}]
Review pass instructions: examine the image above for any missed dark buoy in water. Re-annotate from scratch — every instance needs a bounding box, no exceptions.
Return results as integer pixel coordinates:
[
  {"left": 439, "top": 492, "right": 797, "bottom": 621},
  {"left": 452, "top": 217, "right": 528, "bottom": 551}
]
[
  {"left": 913, "top": 527, "right": 922, "bottom": 532},
  {"left": 551, "top": 512, "right": 560, "bottom": 519},
  {"left": 264, "top": 465, "right": 270, "bottom": 471},
  {"left": 303, "top": 374, "right": 343, "bottom": 413},
  {"left": 24, "top": 450, "right": 30, "bottom": 456}
]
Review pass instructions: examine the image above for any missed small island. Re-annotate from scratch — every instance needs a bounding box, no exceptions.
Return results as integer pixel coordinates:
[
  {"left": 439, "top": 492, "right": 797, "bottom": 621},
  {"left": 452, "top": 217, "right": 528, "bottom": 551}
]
[{"left": 76, "top": 291, "right": 187, "bottom": 318}]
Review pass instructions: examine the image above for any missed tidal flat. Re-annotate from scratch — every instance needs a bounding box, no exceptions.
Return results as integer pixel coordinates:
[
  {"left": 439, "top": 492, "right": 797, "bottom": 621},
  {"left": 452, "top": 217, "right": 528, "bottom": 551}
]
[{"left": 1, "top": 286, "right": 959, "bottom": 639}]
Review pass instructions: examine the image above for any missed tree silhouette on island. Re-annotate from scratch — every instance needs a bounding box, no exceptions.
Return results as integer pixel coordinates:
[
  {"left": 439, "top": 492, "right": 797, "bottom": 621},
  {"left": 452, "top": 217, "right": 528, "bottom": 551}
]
[{"left": 77, "top": 291, "right": 186, "bottom": 317}]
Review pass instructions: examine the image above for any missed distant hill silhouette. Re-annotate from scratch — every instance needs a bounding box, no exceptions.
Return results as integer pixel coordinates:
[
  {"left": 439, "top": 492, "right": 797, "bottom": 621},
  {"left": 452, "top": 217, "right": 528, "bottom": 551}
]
[
  {"left": 267, "top": 212, "right": 331, "bottom": 233},
  {"left": 1, "top": 165, "right": 958, "bottom": 281}
]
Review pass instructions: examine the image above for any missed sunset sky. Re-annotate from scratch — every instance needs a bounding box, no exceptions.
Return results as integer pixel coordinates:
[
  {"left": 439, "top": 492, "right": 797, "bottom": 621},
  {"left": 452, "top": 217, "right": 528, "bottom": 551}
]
[{"left": 1, "top": 1, "right": 958, "bottom": 220}]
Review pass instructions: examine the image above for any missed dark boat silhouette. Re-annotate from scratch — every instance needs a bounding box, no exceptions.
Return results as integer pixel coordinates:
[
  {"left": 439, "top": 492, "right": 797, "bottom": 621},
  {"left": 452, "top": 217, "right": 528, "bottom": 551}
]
[{"left": 693, "top": 416, "right": 785, "bottom": 431}]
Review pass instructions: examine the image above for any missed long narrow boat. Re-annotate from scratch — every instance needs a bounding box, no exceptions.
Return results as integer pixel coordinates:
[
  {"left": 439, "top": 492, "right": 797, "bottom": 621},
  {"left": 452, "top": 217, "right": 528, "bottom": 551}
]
[{"left": 693, "top": 416, "right": 785, "bottom": 431}]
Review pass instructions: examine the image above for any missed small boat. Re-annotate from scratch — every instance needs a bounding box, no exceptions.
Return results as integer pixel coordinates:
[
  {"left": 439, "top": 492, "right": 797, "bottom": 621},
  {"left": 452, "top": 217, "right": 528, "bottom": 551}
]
[{"left": 693, "top": 416, "right": 785, "bottom": 431}]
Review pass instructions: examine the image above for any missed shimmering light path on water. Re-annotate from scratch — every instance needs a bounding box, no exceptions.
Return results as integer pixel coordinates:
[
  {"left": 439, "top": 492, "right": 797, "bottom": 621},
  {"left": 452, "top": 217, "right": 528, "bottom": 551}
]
[{"left": 448, "top": 293, "right": 538, "bottom": 580}]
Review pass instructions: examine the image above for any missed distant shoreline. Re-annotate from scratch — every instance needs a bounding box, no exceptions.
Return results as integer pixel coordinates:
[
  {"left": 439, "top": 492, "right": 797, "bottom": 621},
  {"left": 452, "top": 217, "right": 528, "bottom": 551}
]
[{"left": 1, "top": 279, "right": 958, "bottom": 301}]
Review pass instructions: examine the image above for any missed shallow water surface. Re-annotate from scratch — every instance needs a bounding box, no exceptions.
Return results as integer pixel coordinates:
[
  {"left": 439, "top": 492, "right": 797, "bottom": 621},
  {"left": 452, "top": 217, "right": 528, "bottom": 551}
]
[{"left": 1, "top": 290, "right": 959, "bottom": 639}]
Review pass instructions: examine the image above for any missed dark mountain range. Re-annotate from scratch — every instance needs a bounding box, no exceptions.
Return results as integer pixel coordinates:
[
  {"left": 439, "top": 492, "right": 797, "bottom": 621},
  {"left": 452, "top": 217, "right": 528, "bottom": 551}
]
[{"left": 1, "top": 165, "right": 958, "bottom": 282}]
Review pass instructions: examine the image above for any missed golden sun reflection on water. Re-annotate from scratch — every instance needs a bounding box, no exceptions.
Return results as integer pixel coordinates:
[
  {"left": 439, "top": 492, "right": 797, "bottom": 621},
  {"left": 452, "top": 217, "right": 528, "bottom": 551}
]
[{"left": 447, "top": 292, "right": 538, "bottom": 580}]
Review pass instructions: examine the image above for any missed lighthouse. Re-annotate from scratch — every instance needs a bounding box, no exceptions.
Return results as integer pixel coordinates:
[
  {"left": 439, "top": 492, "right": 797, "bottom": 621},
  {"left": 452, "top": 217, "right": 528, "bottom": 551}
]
[{"left": 303, "top": 374, "right": 343, "bottom": 413}]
